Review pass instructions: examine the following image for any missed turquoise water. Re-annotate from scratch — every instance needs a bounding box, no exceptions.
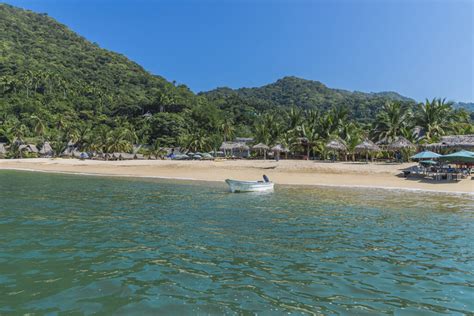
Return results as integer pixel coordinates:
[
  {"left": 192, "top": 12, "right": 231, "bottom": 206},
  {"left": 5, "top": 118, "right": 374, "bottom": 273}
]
[{"left": 0, "top": 171, "right": 473, "bottom": 315}]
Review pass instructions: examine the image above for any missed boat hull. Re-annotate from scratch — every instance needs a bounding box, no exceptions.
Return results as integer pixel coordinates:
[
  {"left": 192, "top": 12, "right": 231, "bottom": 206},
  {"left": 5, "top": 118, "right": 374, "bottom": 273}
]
[{"left": 225, "top": 179, "right": 274, "bottom": 193}]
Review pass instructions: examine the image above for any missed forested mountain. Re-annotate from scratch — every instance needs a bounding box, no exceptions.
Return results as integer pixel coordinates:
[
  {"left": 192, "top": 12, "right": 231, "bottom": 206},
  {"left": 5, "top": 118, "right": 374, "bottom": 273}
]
[
  {"left": 0, "top": 3, "right": 196, "bottom": 117},
  {"left": 202, "top": 76, "right": 415, "bottom": 122},
  {"left": 0, "top": 3, "right": 471, "bottom": 158},
  {"left": 454, "top": 102, "right": 474, "bottom": 113}
]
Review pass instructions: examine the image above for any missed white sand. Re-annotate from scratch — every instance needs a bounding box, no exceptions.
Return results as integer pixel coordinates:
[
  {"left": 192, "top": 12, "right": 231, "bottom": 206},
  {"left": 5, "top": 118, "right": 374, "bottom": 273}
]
[{"left": 1, "top": 158, "right": 473, "bottom": 195}]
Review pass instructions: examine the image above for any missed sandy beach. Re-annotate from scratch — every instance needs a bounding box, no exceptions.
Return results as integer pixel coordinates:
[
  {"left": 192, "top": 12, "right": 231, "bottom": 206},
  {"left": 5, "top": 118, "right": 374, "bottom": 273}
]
[{"left": 1, "top": 158, "right": 472, "bottom": 194}]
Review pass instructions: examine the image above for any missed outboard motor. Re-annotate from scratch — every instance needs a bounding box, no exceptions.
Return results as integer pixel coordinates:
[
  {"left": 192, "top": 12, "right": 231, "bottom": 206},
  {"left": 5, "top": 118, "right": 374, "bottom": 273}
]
[{"left": 263, "top": 174, "right": 270, "bottom": 183}]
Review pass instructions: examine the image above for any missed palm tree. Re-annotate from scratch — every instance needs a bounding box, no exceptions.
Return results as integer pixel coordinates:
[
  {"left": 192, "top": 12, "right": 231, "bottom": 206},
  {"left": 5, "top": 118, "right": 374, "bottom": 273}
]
[
  {"left": 149, "top": 139, "right": 166, "bottom": 159},
  {"left": 373, "top": 101, "right": 411, "bottom": 142},
  {"left": 342, "top": 122, "right": 363, "bottom": 161},
  {"left": 220, "top": 118, "right": 235, "bottom": 143},
  {"left": 414, "top": 98, "right": 456, "bottom": 142},
  {"left": 300, "top": 121, "right": 320, "bottom": 160},
  {"left": 30, "top": 115, "right": 46, "bottom": 141},
  {"left": 106, "top": 129, "right": 133, "bottom": 154},
  {"left": 287, "top": 107, "right": 303, "bottom": 132},
  {"left": 51, "top": 137, "right": 68, "bottom": 157}
]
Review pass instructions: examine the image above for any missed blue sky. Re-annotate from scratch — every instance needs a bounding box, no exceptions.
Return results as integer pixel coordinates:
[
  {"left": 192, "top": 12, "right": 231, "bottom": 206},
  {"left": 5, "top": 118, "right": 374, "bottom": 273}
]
[{"left": 5, "top": 0, "right": 473, "bottom": 102}]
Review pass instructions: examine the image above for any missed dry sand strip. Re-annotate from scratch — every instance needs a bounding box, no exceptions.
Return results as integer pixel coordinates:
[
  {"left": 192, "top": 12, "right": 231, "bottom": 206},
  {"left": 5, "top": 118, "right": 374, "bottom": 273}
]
[{"left": 0, "top": 158, "right": 473, "bottom": 194}]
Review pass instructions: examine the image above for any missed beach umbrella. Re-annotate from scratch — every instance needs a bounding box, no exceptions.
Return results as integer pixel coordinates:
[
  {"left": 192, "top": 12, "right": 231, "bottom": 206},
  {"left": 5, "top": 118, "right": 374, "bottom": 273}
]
[
  {"left": 411, "top": 150, "right": 441, "bottom": 160},
  {"left": 271, "top": 144, "right": 289, "bottom": 161},
  {"left": 419, "top": 160, "right": 438, "bottom": 165},
  {"left": 252, "top": 143, "right": 270, "bottom": 150},
  {"left": 271, "top": 144, "right": 289, "bottom": 152},
  {"left": 326, "top": 139, "right": 347, "bottom": 151},
  {"left": 387, "top": 137, "right": 415, "bottom": 151},
  {"left": 355, "top": 139, "right": 380, "bottom": 161},
  {"left": 253, "top": 143, "right": 270, "bottom": 159},
  {"left": 439, "top": 150, "right": 474, "bottom": 164}
]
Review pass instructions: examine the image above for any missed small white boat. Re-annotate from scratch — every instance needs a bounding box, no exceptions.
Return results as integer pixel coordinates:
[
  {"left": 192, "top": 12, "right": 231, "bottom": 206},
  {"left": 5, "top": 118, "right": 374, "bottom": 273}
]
[{"left": 225, "top": 176, "right": 274, "bottom": 193}]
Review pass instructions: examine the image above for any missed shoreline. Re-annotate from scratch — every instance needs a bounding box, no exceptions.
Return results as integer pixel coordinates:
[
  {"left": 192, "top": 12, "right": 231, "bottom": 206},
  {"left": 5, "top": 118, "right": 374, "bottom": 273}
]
[{"left": 1, "top": 158, "right": 472, "bottom": 196}]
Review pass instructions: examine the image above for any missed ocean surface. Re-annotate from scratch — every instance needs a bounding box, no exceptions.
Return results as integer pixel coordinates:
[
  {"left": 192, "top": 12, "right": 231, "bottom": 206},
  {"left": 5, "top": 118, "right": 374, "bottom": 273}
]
[{"left": 0, "top": 170, "right": 473, "bottom": 315}]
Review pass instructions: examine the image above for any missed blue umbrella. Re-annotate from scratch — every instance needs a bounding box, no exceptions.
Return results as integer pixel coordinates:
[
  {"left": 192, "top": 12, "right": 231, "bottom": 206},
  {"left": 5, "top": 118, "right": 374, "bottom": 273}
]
[
  {"left": 439, "top": 150, "right": 474, "bottom": 163},
  {"left": 419, "top": 160, "right": 438, "bottom": 165},
  {"left": 411, "top": 151, "right": 441, "bottom": 160}
]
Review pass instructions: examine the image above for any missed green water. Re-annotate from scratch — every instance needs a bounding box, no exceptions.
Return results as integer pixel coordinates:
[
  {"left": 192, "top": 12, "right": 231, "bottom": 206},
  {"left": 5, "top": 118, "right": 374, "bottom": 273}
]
[{"left": 0, "top": 171, "right": 473, "bottom": 315}]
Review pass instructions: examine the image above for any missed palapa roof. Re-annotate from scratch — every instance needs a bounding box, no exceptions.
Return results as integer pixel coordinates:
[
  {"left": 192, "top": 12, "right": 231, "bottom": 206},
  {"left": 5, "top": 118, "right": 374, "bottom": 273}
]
[
  {"left": 439, "top": 150, "right": 474, "bottom": 163},
  {"left": 424, "top": 134, "right": 474, "bottom": 150},
  {"left": 118, "top": 153, "right": 135, "bottom": 160},
  {"left": 387, "top": 137, "right": 415, "bottom": 151},
  {"left": 19, "top": 144, "right": 39, "bottom": 153},
  {"left": 235, "top": 137, "right": 254, "bottom": 143},
  {"left": 220, "top": 142, "right": 249, "bottom": 150},
  {"left": 326, "top": 139, "right": 347, "bottom": 151},
  {"left": 355, "top": 139, "right": 380, "bottom": 152},
  {"left": 411, "top": 151, "right": 441, "bottom": 160},
  {"left": 271, "top": 144, "right": 289, "bottom": 152},
  {"left": 39, "top": 142, "right": 53, "bottom": 155},
  {"left": 252, "top": 143, "right": 270, "bottom": 150}
]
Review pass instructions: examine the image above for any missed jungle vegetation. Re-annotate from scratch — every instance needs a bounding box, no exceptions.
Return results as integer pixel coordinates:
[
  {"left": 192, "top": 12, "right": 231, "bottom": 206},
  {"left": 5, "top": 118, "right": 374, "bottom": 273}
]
[{"left": 0, "top": 4, "right": 472, "bottom": 158}]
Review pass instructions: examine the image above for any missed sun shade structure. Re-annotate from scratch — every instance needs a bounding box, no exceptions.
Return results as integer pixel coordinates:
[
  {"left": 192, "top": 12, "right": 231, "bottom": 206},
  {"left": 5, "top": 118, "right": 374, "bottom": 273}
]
[
  {"left": 326, "top": 139, "right": 347, "bottom": 151},
  {"left": 439, "top": 150, "right": 474, "bottom": 164},
  {"left": 424, "top": 134, "right": 474, "bottom": 150},
  {"left": 252, "top": 143, "right": 270, "bottom": 150},
  {"left": 419, "top": 160, "right": 438, "bottom": 165},
  {"left": 39, "top": 142, "right": 53, "bottom": 156},
  {"left": 0, "top": 143, "right": 7, "bottom": 156},
  {"left": 387, "top": 137, "right": 415, "bottom": 151},
  {"left": 355, "top": 139, "right": 380, "bottom": 161},
  {"left": 252, "top": 143, "right": 270, "bottom": 159},
  {"left": 411, "top": 151, "right": 441, "bottom": 160},
  {"left": 355, "top": 140, "right": 380, "bottom": 152},
  {"left": 271, "top": 144, "right": 289, "bottom": 152}
]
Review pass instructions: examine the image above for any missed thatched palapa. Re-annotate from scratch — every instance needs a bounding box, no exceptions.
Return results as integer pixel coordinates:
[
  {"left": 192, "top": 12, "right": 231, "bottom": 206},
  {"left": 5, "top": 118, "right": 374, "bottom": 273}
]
[
  {"left": 0, "top": 143, "right": 7, "bottom": 154},
  {"left": 39, "top": 142, "right": 53, "bottom": 156},
  {"left": 355, "top": 139, "right": 380, "bottom": 161},
  {"left": 424, "top": 134, "right": 474, "bottom": 150},
  {"left": 271, "top": 144, "right": 289, "bottom": 152},
  {"left": 355, "top": 139, "right": 380, "bottom": 152},
  {"left": 326, "top": 139, "right": 347, "bottom": 151},
  {"left": 387, "top": 137, "right": 415, "bottom": 151},
  {"left": 252, "top": 143, "right": 270, "bottom": 150}
]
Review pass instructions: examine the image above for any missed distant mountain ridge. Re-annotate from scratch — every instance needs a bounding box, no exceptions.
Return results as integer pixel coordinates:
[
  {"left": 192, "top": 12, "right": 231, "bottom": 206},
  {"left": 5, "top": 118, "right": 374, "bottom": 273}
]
[
  {"left": 201, "top": 76, "right": 417, "bottom": 121},
  {"left": 454, "top": 102, "right": 474, "bottom": 112}
]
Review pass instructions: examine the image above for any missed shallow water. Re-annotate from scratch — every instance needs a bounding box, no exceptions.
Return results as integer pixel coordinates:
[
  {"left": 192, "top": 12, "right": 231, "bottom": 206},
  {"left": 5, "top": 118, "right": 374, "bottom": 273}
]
[{"left": 0, "top": 170, "right": 473, "bottom": 314}]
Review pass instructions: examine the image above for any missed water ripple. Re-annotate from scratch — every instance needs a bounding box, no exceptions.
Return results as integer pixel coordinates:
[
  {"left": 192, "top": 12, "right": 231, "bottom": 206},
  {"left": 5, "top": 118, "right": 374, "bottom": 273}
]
[{"left": 0, "top": 170, "right": 473, "bottom": 314}]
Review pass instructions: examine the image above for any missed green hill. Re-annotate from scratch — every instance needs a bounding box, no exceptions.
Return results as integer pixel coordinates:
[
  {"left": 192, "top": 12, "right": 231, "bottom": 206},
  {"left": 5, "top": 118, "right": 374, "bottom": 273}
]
[
  {"left": 0, "top": 3, "right": 195, "bottom": 119},
  {"left": 202, "top": 76, "right": 415, "bottom": 122},
  {"left": 0, "top": 3, "right": 470, "bottom": 153}
]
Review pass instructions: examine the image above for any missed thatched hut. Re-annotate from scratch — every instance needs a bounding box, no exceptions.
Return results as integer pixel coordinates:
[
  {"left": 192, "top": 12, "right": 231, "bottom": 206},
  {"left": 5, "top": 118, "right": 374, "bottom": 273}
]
[
  {"left": 18, "top": 144, "right": 39, "bottom": 156},
  {"left": 387, "top": 137, "right": 415, "bottom": 151},
  {"left": 235, "top": 137, "right": 254, "bottom": 144},
  {"left": 326, "top": 139, "right": 347, "bottom": 151},
  {"left": 39, "top": 142, "right": 53, "bottom": 157},
  {"left": 220, "top": 142, "right": 249, "bottom": 157},
  {"left": 0, "top": 143, "right": 7, "bottom": 158},
  {"left": 326, "top": 139, "right": 348, "bottom": 161},
  {"left": 271, "top": 144, "right": 289, "bottom": 160},
  {"left": 423, "top": 134, "right": 474, "bottom": 151},
  {"left": 252, "top": 143, "right": 270, "bottom": 159},
  {"left": 355, "top": 139, "right": 380, "bottom": 161},
  {"left": 271, "top": 144, "right": 289, "bottom": 152}
]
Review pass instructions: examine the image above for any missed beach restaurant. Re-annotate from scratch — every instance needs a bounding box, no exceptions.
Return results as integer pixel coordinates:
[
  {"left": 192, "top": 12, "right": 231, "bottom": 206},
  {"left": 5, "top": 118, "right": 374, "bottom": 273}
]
[{"left": 406, "top": 149, "right": 474, "bottom": 181}]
